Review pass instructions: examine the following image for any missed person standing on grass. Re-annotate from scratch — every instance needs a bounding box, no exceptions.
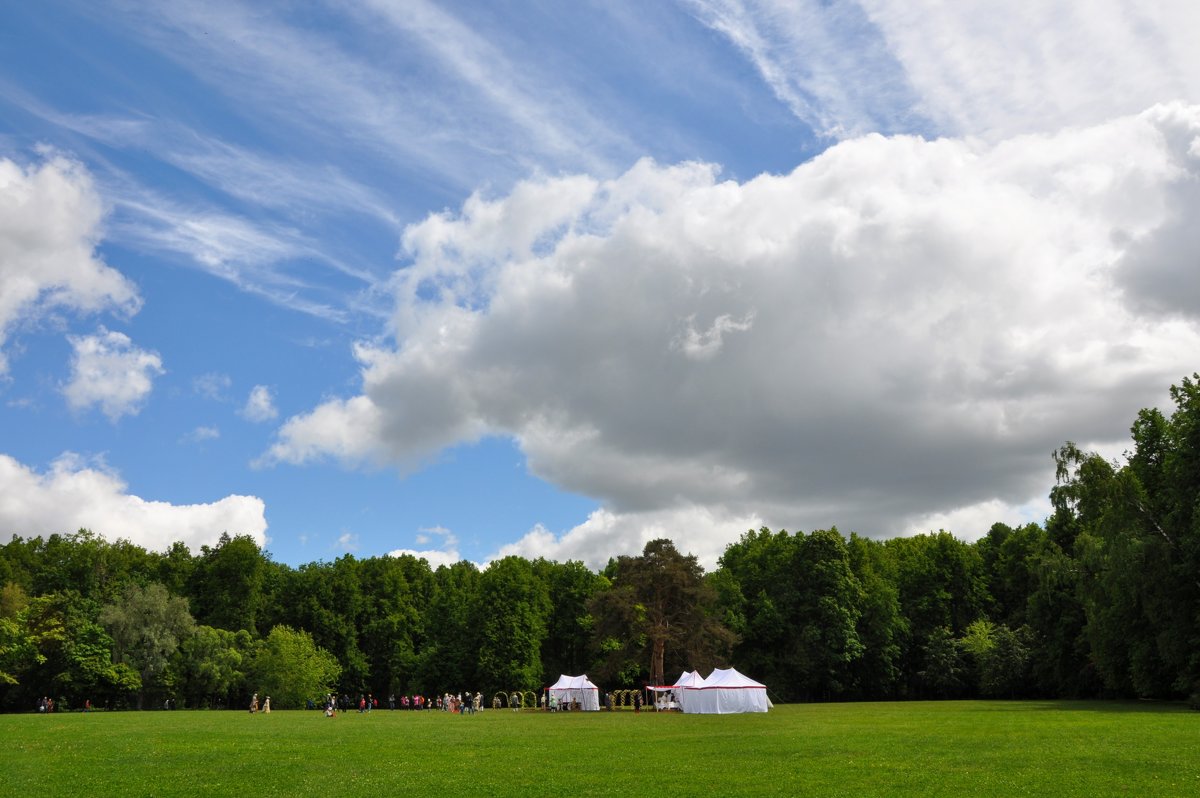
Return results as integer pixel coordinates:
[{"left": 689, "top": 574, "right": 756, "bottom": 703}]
[{"left": 263, "top": 696, "right": 271, "bottom": 714}]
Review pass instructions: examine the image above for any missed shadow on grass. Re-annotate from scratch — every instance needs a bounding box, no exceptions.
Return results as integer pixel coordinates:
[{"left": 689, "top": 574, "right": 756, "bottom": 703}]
[{"left": 970, "top": 699, "right": 1194, "bottom": 715}]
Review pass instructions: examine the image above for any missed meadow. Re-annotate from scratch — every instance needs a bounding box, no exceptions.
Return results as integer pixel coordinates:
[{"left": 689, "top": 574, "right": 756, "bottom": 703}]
[{"left": 3, "top": 701, "right": 1197, "bottom": 797}]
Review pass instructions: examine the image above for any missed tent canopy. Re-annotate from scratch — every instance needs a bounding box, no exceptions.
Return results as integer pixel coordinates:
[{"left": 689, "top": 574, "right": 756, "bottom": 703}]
[
  {"left": 679, "top": 667, "right": 769, "bottom": 714},
  {"left": 648, "top": 671, "right": 706, "bottom": 710},
  {"left": 548, "top": 674, "right": 600, "bottom": 710},
  {"left": 699, "top": 668, "right": 765, "bottom": 689}
]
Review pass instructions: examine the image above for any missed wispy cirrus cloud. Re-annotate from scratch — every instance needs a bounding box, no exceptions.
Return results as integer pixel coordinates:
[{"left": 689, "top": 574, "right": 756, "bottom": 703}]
[
  {"left": 683, "top": 0, "right": 927, "bottom": 138},
  {"left": 688, "top": 0, "right": 1200, "bottom": 142},
  {"left": 858, "top": 0, "right": 1200, "bottom": 139},
  {"left": 353, "top": 0, "right": 632, "bottom": 175},
  {"left": 164, "top": 137, "right": 403, "bottom": 230},
  {"left": 107, "top": 181, "right": 366, "bottom": 324},
  {"left": 108, "top": 0, "right": 631, "bottom": 192},
  {"left": 0, "top": 76, "right": 394, "bottom": 320}
]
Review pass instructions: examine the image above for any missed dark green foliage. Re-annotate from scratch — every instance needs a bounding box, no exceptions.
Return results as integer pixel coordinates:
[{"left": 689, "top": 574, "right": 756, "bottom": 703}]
[
  {"left": 354, "top": 554, "right": 423, "bottom": 696},
  {"left": 885, "top": 531, "right": 989, "bottom": 697},
  {"left": 1049, "top": 375, "right": 1200, "bottom": 700},
  {"left": 588, "top": 539, "right": 733, "bottom": 688},
  {"left": 845, "top": 534, "right": 904, "bottom": 698},
  {"left": 918, "top": 626, "right": 966, "bottom": 698},
  {"left": 719, "top": 527, "right": 867, "bottom": 701},
  {"left": 249, "top": 625, "right": 340, "bottom": 709},
  {"left": 176, "top": 626, "right": 253, "bottom": 709},
  {"left": 8, "top": 591, "right": 140, "bottom": 710},
  {"left": 411, "top": 561, "right": 480, "bottom": 693},
  {"left": 6, "top": 374, "right": 1200, "bottom": 708},
  {"left": 188, "top": 534, "right": 267, "bottom": 634},
  {"left": 473, "top": 556, "right": 550, "bottom": 693},
  {"left": 99, "top": 583, "right": 195, "bottom": 709},
  {"left": 535, "top": 559, "right": 603, "bottom": 682}
]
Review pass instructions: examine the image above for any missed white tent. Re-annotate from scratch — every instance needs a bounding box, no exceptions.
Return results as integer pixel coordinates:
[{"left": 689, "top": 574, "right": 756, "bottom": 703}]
[
  {"left": 652, "top": 670, "right": 706, "bottom": 711},
  {"left": 680, "top": 667, "right": 769, "bottom": 714},
  {"left": 548, "top": 674, "right": 600, "bottom": 711}
]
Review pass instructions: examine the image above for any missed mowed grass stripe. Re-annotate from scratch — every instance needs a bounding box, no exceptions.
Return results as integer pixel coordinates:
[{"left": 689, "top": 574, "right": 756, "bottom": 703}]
[{"left": 3, "top": 701, "right": 1197, "bottom": 797}]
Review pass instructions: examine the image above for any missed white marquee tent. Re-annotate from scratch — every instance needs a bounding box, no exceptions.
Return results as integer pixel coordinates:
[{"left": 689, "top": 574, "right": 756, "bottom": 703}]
[
  {"left": 679, "top": 667, "right": 770, "bottom": 714},
  {"left": 651, "top": 670, "right": 707, "bottom": 711},
  {"left": 548, "top": 674, "right": 600, "bottom": 711}
]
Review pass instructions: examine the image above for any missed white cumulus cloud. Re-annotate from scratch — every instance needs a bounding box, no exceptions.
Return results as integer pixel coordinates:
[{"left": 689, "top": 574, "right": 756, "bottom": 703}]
[
  {"left": 388, "top": 525, "right": 463, "bottom": 568},
  {"left": 241, "top": 384, "right": 278, "bottom": 423},
  {"left": 265, "top": 104, "right": 1200, "bottom": 548},
  {"left": 62, "top": 327, "right": 164, "bottom": 421},
  {"left": 0, "top": 155, "right": 140, "bottom": 374},
  {"left": 181, "top": 425, "right": 220, "bottom": 444},
  {"left": 489, "top": 506, "right": 765, "bottom": 571},
  {"left": 193, "top": 372, "right": 232, "bottom": 401},
  {"left": 0, "top": 452, "right": 267, "bottom": 553}
]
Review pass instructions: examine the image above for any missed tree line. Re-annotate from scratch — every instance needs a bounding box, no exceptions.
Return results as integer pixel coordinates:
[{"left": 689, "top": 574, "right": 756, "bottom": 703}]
[{"left": 2, "top": 375, "right": 1200, "bottom": 710}]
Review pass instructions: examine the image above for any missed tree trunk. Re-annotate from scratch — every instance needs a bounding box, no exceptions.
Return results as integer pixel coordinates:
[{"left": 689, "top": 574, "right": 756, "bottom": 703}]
[{"left": 651, "top": 637, "right": 665, "bottom": 686}]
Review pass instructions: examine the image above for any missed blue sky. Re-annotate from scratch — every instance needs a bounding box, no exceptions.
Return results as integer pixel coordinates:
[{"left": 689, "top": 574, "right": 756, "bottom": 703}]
[{"left": 2, "top": 1, "right": 1199, "bottom": 569}]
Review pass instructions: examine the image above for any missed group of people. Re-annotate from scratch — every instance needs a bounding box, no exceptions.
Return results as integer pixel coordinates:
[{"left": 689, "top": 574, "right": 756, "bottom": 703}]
[
  {"left": 388, "top": 694, "right": 428, "bottom": 710},
  {"left": 319, "top": 691, "right": 495, "bottom": 717},
  {"left": 35, "top": 698, "right": 94, "bottom": 712},
  {"left": 248, "top": 693, "right": 271, "bottom": 713},
  {"left": 440, "top": 692, "right": 485, "bottom": 714}
]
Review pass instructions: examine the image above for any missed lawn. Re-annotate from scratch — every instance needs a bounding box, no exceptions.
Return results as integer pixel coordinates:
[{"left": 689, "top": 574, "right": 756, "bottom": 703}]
[{"left": 3, "top": 701, "right": 1197, "bottom": 797}]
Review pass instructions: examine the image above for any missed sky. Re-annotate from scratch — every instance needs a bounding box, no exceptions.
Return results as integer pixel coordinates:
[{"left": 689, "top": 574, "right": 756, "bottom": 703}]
[{"left": 2, "top": 1, "right": 1199, "bottom": 571}]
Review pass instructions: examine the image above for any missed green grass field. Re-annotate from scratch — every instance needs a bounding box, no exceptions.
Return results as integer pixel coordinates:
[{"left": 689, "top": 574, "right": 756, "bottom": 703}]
[{"left": 4, "top": 701, "right": 1197, "bottom": 797}]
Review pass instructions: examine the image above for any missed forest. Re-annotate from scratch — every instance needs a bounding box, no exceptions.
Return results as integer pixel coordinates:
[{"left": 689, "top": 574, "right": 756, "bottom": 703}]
[{"left": 2, "top": 375, "right": 1199, "bottom": 711}]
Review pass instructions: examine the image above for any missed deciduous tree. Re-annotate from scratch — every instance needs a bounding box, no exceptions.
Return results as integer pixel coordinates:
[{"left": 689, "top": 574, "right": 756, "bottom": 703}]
[{"left": 99, "top": 582, "right": 194, "bottom": 709}]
